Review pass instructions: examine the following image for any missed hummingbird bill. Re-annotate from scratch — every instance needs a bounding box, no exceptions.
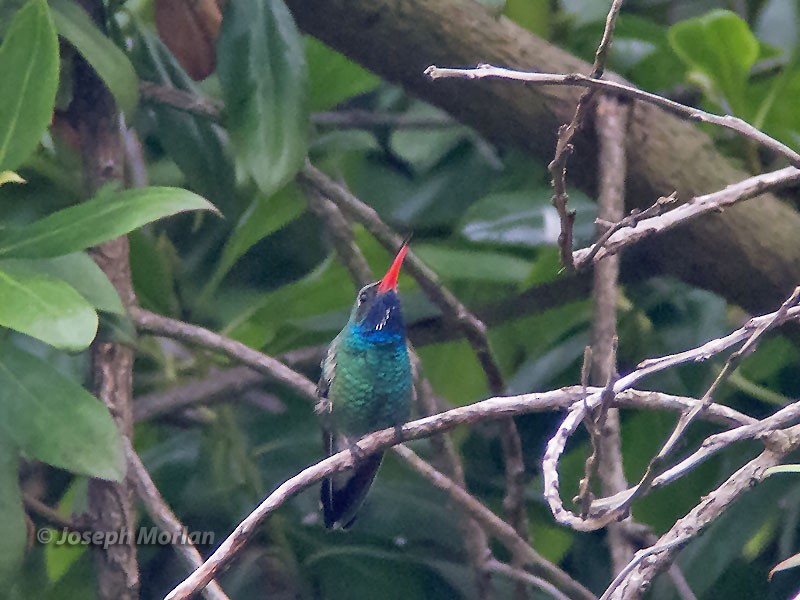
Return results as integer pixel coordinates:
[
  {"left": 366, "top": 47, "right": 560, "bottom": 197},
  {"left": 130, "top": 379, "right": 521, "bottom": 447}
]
[{"left": 316, "top": 243, "right": 413, "bottom": 529}]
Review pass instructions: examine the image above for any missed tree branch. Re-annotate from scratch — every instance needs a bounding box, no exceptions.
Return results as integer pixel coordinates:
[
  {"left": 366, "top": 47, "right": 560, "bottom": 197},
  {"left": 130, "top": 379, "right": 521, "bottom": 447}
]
[
  {"left": 424, "top": 65, "right": 800, "bottom": 168},
  {"left": 590, "top": 95, "right": 635, "bottom": 572},
  {"left": 126, "top": 442, "right": 229, "bottom": 600},
  {"left": 573, "top": 166, "right": 800, "bottom": 266}
]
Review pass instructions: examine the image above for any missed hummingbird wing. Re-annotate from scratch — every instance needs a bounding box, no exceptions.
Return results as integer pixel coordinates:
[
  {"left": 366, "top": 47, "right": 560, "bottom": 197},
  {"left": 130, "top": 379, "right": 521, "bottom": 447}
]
[{"left": 316, "top": 339, "right": 384, "bottom": 529}]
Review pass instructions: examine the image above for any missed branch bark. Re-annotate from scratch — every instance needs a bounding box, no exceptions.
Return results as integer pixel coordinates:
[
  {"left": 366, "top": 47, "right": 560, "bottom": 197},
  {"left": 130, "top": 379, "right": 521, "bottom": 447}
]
[
  {"left": 591, "top": 96, "right": 635, "bottom": 572},
  {"left": 69, "top": 2, "right": 138, "bottom": 596},
  {"left": 283, "top": 0, "right": 800, "bottom": 313}
]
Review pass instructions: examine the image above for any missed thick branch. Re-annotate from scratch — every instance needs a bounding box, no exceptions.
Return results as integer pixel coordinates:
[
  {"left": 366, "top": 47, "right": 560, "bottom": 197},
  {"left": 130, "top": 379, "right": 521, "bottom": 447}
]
[{"left": 70, "top": 1, "right": 138, "bottom": 595}]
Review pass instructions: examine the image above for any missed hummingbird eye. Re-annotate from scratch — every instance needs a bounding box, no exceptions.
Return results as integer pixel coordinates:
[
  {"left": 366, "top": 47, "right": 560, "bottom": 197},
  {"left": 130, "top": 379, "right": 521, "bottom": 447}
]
[{"left": 358, "top": 290, "right": 369, "bottom": 305}]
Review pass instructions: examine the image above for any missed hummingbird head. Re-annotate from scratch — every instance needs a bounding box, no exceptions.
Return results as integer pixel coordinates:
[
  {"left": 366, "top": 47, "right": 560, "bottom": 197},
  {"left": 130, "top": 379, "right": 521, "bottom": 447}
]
[{"left": 349, "top": 244, "right": 409, "bottom": 341}]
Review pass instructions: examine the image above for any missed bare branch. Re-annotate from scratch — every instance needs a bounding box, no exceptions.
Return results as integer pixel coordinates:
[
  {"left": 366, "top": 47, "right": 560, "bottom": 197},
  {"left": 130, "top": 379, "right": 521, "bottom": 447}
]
[
  {"left": 134, "top": 367, "right": 264, "bottom": 421},
  {"left": 486, "top": 559, "right": 574, "bottom": 600},
  {"left": 424, "top": 65, "right": 800, "bottom": 168},
  {"left": 606, "top": 425, "right": 800, "bottom": 599},
  {"left": 126, "top": 442, "right": 229, "bottom": 600},
  {"left": 395, "top": 445, "right": 595, "bottom": 600},
  {"left": 590, "top": 95, "right": 634, "bottom": 572},
  {"left": 574, "top": 167, "right": 800, "bottom": 265},
  {"left": 542, "top": 0, "right": 626, "bottom": 269},
  {"left": 130, "top": 307, "right": 318, "bottom": 401}
]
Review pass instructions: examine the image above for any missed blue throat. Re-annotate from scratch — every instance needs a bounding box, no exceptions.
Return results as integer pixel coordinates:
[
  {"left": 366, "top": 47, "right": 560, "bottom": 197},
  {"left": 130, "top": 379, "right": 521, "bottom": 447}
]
[{"left": 352, "top": 290, "right": 406, "bottom": 343}]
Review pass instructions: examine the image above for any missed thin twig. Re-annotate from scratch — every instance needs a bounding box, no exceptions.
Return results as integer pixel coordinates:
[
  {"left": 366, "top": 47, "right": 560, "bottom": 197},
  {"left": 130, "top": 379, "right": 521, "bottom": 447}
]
[
  {"left": 574, "top": 167, "right": 800, "bottom": 265},
  {"left": 126, "top": 441, "right": 229, "bottom": 600},
  {"left": 140, "top": 81, "right": 223, "bottom": 120},
  {"left": 625, "top": 287, "right": 800, "bottom": 513},
  {"left": 130, "top": 307, "right": 318, "bottom": 401},
  {"left": 599, "top": 536, "right": 691, "bottom": 600},
  {"left": 134, "top": 367, "right": 264, "bottom": 421},
  {"left": 547, "top": 0, "right": 625, "bottom": 269},
  {"left": 23, "top": 494, "right": 89, "bottom": 533},
  {"left": 575, "top": 193, "right": 677, "bottom": 267},
  {"left": 312, "top": 110, "right": 455, "bottom": 130},
  {"left": 395, "top": 445, "right": 595, "bottom": 600},
  {"left": 424, "top": 65, "right": 800, "bottom": 168},
  {"left": 486, "top": 559, "right": 574, "bottom": 600},
  {"left": 606, "top": 425, "right": 800, "bottom": 599}
]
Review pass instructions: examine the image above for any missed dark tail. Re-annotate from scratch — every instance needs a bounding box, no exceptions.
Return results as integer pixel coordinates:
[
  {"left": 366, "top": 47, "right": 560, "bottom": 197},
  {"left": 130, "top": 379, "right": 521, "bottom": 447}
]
[{"left": 321, "top": 451, "right": 384, "bottom": 529}]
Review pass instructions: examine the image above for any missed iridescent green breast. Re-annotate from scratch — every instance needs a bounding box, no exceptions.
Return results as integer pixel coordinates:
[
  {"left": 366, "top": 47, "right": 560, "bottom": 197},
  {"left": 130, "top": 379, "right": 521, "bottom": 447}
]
[{"left": 328, "top": 325, "right": 412, "bottom": 437}]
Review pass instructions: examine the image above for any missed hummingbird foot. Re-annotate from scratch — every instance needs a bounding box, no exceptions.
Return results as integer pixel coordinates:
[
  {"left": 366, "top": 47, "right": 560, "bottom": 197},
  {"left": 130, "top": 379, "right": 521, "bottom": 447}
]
[
  {"left": 347, "top": 440, "right": 367, "bottom": 465},
  {"left": 392, "top": 423, "right": 405, "bottom": 445}
]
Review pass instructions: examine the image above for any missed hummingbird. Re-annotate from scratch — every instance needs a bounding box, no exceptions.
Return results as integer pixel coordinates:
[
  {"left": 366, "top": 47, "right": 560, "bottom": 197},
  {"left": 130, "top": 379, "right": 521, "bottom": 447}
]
[{"left": 316, "top": 243, "right": 413, "bottom": 529}]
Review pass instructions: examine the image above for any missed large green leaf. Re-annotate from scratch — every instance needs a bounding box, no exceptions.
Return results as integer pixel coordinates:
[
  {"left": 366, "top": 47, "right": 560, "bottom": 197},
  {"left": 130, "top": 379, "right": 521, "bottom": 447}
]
[
  {"left": 413, "top": 244, "right": 531, "bottom": 284},
  {"left": 0, "top": 264, "right": 97, "bottom": 350},
  {"left": 136, "top": 30, "right": 237, "bottom": 210},
  {"left": 217, "top": 0, "right": 309, "bottom": 196},
  {"left": 0, "top": 252, "right": 124, "bottom": 314},
  {"left": 203, "top": 181, "right": 305, "bottom": 296},
  {"left": 227, "top": 256, "right": 354, "bottom": 349},
  {"left": 306, "top": 37, "right": 380, "bottom": 111},
  {"left": 0, "top": 0, "right": 59, "bottom": 171},
  {"left": 459, "top": 189, "right": 597, "bottom": 248},
  {"left": 669, "top": 10, "right": 759, "bottom": 114},
  {"left": 0, "top": 343, "right": 124, "bottom": 480},
  {"left": 0, "top": 433, "right": 24, "bottom": 588},
  {"left": 0, "top": 186, "right": 217, "bottom": 259},
  {"left": 49, "top": 0, "right": 138, "bottom": 115}
]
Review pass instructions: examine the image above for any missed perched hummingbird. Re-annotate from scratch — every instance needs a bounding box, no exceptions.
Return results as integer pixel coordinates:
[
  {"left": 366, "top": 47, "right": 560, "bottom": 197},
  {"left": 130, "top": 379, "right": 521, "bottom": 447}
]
[{"left": 317, "top": 244, "right": 413, "bottom": 529}]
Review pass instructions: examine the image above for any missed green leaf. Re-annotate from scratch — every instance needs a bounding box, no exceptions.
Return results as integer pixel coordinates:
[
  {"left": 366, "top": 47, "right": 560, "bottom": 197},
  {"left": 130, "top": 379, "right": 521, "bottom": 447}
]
[
  {"left": 0, "top": 264, "right": 97, "bottom": 350},
  {"left": 306, "top": 37, "right": 380, "bottom": 111},
  {"left": 459, "top": 189, "right": 598, "bottom": 248},
  {"left": 755, "top": 0, "right": 799, "bottom": 56},
  {"left": 0, "top": 0, "right": 59, "bottom": 171},
  {"left": 49, "top": 0, "right": 138, "bottom": 115},
  {"left": 203, "top": 181, "right": 305, "bottom": 296},
  {"left": 227, "top": 256, "right": 354, "bottom": 349},
  {"left": 0, "top": 186, "right": 218, "bottom": 259},
  {"left": 668, "top": 10, "right": 759, "bottom": 114},
  {"left": 129, "top": 231, "right": 180, "bottom": 316},
  {"left": 135, "top": 29, "right": 236, "bottom": 209},
  {"left": 0, "top": 343, "right": 125, "bottom": 480},
  {"left": 413, "top": 244, "right": 531, "bottom": 284},
  {"left": 0, "top": 171, "right": 25, "bottom": 186},
  {"left": 0, "top": 433, "right": 25, "bottom": 587},
  {"left": 217, "top": 0, "right": 309, "bottom": 196},
  {"left": 0, "top": 253, "right": 124, "bottom": 314}
]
